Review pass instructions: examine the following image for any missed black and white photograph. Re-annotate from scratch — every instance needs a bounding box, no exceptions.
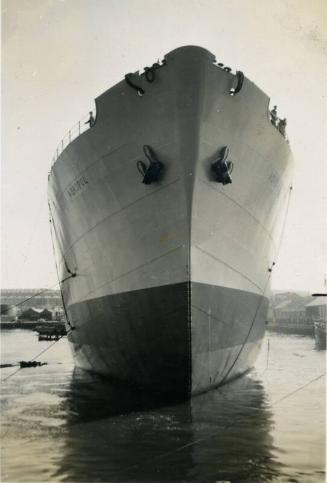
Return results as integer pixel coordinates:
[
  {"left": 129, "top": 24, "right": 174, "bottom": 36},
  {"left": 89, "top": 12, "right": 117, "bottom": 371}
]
[{"left": 1, "top": 1, "right": 326, "bottom": 482}]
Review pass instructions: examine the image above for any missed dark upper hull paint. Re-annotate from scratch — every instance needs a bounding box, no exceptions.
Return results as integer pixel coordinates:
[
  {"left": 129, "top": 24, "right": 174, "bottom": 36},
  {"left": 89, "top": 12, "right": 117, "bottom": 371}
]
[{"left": 49, "top": 46, "right": 293, "bottom": 397}]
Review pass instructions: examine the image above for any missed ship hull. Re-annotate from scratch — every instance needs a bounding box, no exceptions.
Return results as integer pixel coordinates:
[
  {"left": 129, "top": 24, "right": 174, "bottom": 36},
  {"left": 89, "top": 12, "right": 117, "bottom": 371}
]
[
  {"left": 68, "top": 283, "right": 267, "bottom": 396},
  {"left": 48, "top": 46, "right": 293, "bottom": 397}
]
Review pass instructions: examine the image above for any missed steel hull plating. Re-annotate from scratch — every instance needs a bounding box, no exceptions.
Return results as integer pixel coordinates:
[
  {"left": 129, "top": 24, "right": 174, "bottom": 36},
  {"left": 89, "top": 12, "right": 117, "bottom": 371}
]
[
  {"left": 68, "top": 283, "right": 267, "bottom": 396},
  {"left": 48, "top": 46, "right": 293, "bottom": 396}
]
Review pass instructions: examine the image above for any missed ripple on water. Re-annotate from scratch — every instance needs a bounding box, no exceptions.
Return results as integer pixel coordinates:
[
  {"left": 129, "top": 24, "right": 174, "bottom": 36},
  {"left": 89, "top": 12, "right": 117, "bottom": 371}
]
[{"left": 0, "top": 330, "right": 325, "bottom": 482}]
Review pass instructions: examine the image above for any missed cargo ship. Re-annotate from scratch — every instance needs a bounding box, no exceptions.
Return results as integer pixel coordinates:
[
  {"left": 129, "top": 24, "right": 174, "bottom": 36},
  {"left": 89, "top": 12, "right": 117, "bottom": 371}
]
[{"left": 48, "top": 46, "right": 293, "bottom": 397}]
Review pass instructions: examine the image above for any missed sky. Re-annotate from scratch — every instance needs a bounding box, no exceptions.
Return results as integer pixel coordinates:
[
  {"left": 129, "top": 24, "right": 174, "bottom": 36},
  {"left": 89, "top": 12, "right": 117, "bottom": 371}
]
[{"left": 1, "top": 0, "right": 327, "bottom": 292}]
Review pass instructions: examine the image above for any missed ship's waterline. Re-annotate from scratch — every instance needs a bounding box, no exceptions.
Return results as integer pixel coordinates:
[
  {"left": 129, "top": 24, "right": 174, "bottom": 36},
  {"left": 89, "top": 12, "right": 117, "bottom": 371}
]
[
  {"left": 48, "top": 45, "right": 293, "bottom": 395},
  {"left": 68, "top": 282, "right": 267, "bottom": 395}
]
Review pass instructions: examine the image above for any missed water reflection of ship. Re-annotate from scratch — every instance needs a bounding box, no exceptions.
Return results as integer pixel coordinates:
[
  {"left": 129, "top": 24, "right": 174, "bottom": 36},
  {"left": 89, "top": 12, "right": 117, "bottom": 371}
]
[{"left": 56, "top": 372, "right": 282, "bottom": 482}]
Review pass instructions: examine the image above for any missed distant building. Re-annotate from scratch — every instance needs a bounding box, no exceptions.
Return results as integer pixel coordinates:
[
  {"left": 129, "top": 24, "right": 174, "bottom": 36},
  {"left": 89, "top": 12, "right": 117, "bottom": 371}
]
[
  {"left": 307, "top": 298, "right": 327, "bottom": 349},
  {"left": 272, "top": 290, "right": 310, "bottom": 305},
  {"left": 269, "top": 292, "right": 314, "bottom": 335},
  {"left": 306, "top": 298, "right": 327, "bottom": 322},
  {"left": 52, "top": 305, "right": 65, "bottom": 321},
  {"left": 1, "top": 289, "right": 62, "bottom": 314},
  {"left": 19, "top": 307, "right": 53, "bottom": 321},
  {"left": 0, "top": 304, "right": 18, "bottom": 322}
]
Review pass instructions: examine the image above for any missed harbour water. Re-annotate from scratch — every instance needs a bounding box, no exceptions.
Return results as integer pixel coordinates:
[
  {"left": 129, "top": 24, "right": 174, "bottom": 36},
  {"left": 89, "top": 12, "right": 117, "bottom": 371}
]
[{"left": 0, "top": 329, "right": 325, "bottom": 482}]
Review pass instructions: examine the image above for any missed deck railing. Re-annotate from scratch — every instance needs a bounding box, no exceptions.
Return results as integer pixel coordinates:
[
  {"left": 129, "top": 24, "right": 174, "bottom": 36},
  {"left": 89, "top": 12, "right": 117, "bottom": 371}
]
[{"left": 50, "top": 113, "right": 91, "bottom": 170}]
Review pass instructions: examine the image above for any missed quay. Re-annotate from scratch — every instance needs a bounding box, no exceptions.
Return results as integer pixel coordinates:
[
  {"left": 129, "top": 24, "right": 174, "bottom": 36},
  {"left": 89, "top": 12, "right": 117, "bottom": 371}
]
[
  {"left": 0, "top": 320, "right": 66, "bottom": 333},
  {"left": 267, "top": 291, "right": 326, "bottom": 338},
  {"left": 1, "top": 320, "right": 42, "bottom": 330}
]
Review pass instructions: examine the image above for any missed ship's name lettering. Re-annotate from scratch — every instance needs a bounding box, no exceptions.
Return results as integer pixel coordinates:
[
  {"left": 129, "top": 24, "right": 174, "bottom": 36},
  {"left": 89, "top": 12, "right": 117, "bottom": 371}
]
[{"left": 67, "top": 176, "right": 89, "bottom": 198}]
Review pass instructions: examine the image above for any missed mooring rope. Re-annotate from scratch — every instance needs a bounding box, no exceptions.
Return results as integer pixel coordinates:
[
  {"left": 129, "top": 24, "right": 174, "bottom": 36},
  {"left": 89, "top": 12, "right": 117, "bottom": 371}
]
[
  {"left": 1, "top": 204, "right": 76, "bottom": 382},
  {"left": 271, "top": 373, "right": 325, "bottom": 406},
  {"left": 48, "top": 202, "right": 76, "bottom": 330},
  {"left": 1, "top": 328, "right": 74, "bottom": 383},
  {"left": 0, "top": 278, "right": 75, "bottom": 316}
]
